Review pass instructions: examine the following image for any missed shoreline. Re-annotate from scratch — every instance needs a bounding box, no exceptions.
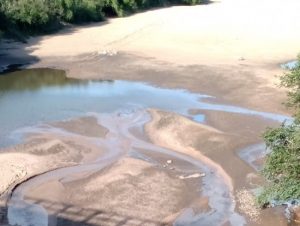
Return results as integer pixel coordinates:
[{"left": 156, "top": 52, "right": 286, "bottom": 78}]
[
  {"left": 1, "top": 0, "right": 300, "bottom": 115},
  {"left": 0, "top": 103, "right": 292, "bottom": 225},
  {"left": 1, "top": 110, "right": 240, "bottom": 226}
]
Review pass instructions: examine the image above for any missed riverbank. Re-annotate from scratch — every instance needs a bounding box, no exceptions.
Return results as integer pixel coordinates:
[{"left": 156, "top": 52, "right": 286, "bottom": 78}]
[{"left": 1, "top": 1, "right": 300, "bottom": 114}]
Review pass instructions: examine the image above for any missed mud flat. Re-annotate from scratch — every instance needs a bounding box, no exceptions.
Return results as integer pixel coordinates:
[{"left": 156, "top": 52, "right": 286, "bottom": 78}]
[
  {"left": 2, "top": 108, "right": 290, "bottom": 226},
  {"left": 0, "top": 68, "right": 294, "bottom": 226}
]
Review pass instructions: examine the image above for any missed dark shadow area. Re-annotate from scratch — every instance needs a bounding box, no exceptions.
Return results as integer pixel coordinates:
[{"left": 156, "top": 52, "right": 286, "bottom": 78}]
[
  {"left": 0, "top": 41, "right": 39, "bottom": 74},
  {"left": 0, "top": 19, "right": 108, "bottom": 75},
  {"left": 0, "top": 63, "right": 27, "bottom": 74},
  {"left": 113, "top": 0, "right": 215, "bottom": 18},
  {"left": 1, "top": 198, "right": 169, "bottom": 226}
]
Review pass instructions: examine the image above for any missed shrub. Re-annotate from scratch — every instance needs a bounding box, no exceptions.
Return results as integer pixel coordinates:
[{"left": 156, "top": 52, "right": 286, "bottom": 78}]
[
  {"left": 59, "top": 0, "right": 105, "bottom": 23},
  {"left": 181, "top": 0, "right": 204, "bottom": 5},
  {"left": 102, "top": 0, "right": 125, "bottom": 17},
  {"left": 2, "top": 0, "right": 61, "bottom": 33},
  {"left": 258, "top": 123, "right": 300, "bottom": 206},
  {"left": 258, "top": 55, "right": 300, "bottom": 207},
  {"left": 0, "top": 0, "right": 209, "bottom": 38},
  {"left": 280, "top": 56, "right": 300, "bottom": 110}
]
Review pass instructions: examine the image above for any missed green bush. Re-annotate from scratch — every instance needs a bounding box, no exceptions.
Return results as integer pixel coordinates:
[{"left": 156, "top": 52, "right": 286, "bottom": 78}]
[
  {"left": 258, "top": 124, "right": 300, "bottom": 206},
  {"left": 0, "top": 0, "right": 208, "bottom": 39},
  {"left": 258, "top": 55, "right": 300, "bottom": 207},
  {"left": 280, "top": 56, "right": 300, "bottom": 110},
  {"left": 102, "top": 0, "right": 125, "bottom": 17},
  {"left": 135, "top": 0, "right": 163, "bottom": 9},
  {"left": 0, "top": 11, "right": 6, "bottom": 39},
  {"left": 181, "top": 0, "right": 204, "bottom": 5},
  {"left": 59, "top": 0, "right": 105, "bottom": 23},
  {"left": 2, "top": 0, "right": 61, "bottom": 33}
]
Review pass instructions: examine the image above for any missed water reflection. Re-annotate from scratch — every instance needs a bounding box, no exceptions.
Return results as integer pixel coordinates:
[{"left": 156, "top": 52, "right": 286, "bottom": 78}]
[
  {"left": 0, "top": 68, "right": 291, "bottom": 148},
  {"left": 0, "top": 68, "right": 115, "bottom": 93}
]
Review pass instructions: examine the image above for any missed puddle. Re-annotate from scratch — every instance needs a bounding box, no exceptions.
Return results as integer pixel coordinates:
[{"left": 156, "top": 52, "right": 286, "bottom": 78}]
[
  {"left": 0, "top": 68, "right": 291, "bottom": 148},
  {"left": 239, "top": 143, "right": 270, "bottom": 171},
  {"left": 281, "top": 60, "right": 299, "bottom": 70}
]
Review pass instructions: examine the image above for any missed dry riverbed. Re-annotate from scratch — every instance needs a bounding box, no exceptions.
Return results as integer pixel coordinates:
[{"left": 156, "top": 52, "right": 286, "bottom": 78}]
[{"left": 1, "top": 0, "right": 300, "bottom": 225}]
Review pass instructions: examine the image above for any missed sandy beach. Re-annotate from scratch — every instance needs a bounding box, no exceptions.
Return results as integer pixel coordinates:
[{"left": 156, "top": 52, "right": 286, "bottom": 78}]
[{"left": 1, "top": 0, "right": 300, "bottom": 225}]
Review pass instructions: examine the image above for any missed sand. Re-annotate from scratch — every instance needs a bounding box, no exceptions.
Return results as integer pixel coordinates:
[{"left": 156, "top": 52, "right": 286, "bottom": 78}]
[
  {"left": 3, "top": 0, "right": 300, "bottom": 65},
  {"left": 24, "top": 157, "right": 200, "bottom": 225},
  {"left": 0, "top": 117, "right": 107, "bottom": 221}
]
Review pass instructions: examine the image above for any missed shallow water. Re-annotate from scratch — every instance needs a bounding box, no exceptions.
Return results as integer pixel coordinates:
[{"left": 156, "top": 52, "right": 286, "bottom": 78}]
[
  {"left": 0, "top": 68, "right": 291, "bottom": 148},
  {"left": 281, "top": 60, "right": 299, "bottom": 70},
  {"left": 7, "top": 110, "right": 244, "bottom": 226},
  {"left": 238, "top": 143, "right": 269, "bottom": 171},
  {"left": 2, "top": 68, "right": 293, "bottom": 226}
]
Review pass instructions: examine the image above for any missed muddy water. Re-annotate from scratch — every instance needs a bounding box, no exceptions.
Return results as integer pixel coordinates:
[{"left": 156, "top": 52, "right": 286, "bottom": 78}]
[{"left": 0, "top": 68, "right": 292, "bottom": 226}]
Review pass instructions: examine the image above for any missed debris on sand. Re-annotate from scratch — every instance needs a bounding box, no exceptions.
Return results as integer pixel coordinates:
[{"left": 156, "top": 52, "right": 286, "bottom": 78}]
[
  {"left": 236, "top": 189, "right": 260, "bottom": 223},
  {"left": 98, "top": 49, "right": 118, "bottom": 56},
  {"left": 167, "top": 160, "right": 172, "bottom": 164},
  {"left": 179, "top": 173, "right": 205, "bottom": 180}
]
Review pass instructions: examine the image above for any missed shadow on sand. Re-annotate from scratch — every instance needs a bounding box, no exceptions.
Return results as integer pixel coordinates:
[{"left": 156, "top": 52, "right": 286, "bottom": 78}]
[
  {"left": 1, "top": 197, "right": 169, "bottom": 226},
  {"left": 0, "top": 19, "right": 109, "bottom": 75}
]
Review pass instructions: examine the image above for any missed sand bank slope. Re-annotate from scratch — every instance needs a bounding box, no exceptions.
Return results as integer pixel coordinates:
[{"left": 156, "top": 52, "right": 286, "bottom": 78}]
[
  {"left": 145, "top": 109, "right": 233, "bottom": 188},
  {"left": 0, "top": 116, "right": 106, "bottom": 205}
]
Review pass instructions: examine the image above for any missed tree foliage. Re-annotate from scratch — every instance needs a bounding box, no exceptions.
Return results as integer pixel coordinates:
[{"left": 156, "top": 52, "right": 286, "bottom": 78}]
[
  {"left": 0, "top": 0, "right": 207, "bottom": 39},
  {"left": 258, "top": 55, "right": 300, "bottom": 207},
  {"left": 281, "top": 57, "right": 300, "bottom": 110}
]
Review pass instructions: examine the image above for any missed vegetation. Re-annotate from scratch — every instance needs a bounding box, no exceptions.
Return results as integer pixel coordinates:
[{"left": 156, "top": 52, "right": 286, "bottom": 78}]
[
  {"left": 258, "top": 56, "right": 300, "bottom": 207},
  {"left": 0, "top": 0, "right": 206, "bottom": 40}
]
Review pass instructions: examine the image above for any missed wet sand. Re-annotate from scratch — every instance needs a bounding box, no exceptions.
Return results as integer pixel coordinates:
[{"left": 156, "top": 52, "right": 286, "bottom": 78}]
[
  {"left": 5, "top": 110, "right": 225, "bottom": 226},
  {"left": 0, "top": 106, "right": 290, "bottom": 226},
  {"left": 0, "top": 117, "right": 108, "bottom": 210}
]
